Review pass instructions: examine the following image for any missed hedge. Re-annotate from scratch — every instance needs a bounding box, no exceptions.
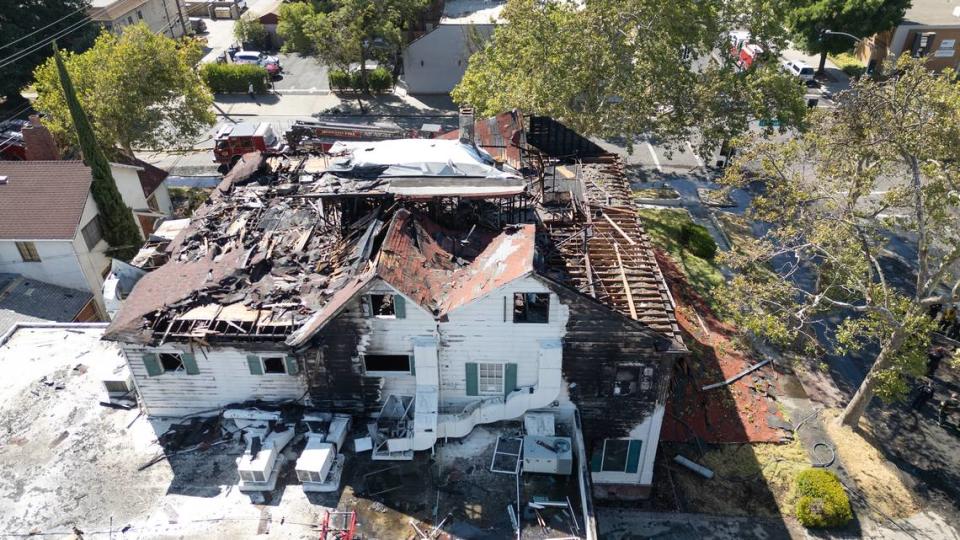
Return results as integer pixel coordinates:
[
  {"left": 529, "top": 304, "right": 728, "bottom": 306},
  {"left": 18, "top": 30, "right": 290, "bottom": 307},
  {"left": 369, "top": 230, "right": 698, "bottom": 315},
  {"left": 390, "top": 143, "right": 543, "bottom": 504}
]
[
  {"left": 368, "top": 66, "right": 393, "bottom": 93},
  {"left": 679, "top": 222, "right": 717, "bottom": 260},
  {"left": 328, "top": 67, "right": 393, "bottom": 93},
  {"left": 795, "top": 468, "right": 853, "bottom": 528},
  {"left": 328, "top": 68, "right": 351, "bottom": 92},
  {"left": 200, "top": 63, "right": 268, "bottom": 94}
]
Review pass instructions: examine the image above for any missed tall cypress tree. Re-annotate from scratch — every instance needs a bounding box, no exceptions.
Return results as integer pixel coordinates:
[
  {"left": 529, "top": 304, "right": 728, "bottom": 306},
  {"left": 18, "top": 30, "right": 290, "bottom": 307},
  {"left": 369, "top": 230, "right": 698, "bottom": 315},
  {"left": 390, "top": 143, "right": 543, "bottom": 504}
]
[{"left": 54, "top": 45, "right": 142, "bottom": 260}]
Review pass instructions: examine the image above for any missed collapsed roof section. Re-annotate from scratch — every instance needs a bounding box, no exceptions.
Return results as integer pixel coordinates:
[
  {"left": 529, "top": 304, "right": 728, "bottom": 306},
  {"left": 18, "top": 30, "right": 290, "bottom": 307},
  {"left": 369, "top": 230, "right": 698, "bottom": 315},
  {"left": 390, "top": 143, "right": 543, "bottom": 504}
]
[
  {"left": 105, "top": 115, "right": 683, "bottom": 351},
  {"left": 104, "top": 153, "right": 536, "bottom": 345}
]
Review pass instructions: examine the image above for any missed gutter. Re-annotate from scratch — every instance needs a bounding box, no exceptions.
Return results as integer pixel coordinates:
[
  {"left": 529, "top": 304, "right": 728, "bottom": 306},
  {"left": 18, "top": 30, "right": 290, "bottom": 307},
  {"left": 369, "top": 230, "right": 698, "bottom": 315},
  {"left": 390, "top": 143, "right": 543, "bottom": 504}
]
[{"left": 0, "top": 322, "right": 108, "bottom": 347}]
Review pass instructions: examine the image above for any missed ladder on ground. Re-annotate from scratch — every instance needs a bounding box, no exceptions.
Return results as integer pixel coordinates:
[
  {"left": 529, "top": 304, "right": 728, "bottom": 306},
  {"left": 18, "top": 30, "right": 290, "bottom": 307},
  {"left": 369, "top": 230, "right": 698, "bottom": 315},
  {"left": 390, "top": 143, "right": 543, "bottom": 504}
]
[{"left": 319, "top": 510, "right": 357, "bottom": 540}]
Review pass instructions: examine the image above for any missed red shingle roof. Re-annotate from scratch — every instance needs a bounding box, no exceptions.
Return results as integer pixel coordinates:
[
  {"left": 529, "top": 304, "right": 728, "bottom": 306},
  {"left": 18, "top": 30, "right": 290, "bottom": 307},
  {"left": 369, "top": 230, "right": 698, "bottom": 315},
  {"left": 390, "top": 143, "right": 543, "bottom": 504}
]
[{"left": 0, "top": 161, "right": 92, "bottom": 240}]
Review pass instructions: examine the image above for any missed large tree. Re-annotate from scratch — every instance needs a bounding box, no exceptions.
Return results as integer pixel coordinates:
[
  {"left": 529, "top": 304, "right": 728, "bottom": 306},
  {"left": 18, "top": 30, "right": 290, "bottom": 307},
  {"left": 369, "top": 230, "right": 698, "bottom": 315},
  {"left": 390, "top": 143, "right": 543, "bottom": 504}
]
[
  {"left": 721, "top": 57, "right": 960, "bottom": 428},
  {"left": 0, "top": 0, "right": 95, "bottom": 103},
  {"left": 54, "top": 46, "right": 141, "bottom": 260},
  {"left": 452, "top": 0, "right": 808, "bottom": 156},
  {"left": 34, "top": 23, "right": 215, "bottom": 155},
  {"left": 786, "top": 0, "right": 910, "bottom": 74},
  {"left": 301, "top": 0, "right": 428, "bottom": 88}
]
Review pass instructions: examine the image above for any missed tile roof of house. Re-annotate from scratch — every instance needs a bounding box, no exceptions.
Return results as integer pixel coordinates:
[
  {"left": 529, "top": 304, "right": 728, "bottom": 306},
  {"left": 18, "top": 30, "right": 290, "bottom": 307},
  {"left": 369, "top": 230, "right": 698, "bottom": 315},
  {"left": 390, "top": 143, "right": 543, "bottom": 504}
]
[
  {"left": 0, "top": 161, "right": 92, "bottom": 240},
  {"left": 0, "top": 273, "right": 93, "bottom": 334}
]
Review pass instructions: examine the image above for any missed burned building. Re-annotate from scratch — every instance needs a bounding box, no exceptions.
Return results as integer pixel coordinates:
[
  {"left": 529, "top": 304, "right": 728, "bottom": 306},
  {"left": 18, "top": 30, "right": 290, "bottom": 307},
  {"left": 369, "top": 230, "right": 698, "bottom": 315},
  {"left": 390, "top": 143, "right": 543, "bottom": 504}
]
[{"left": 104, "top": 113, "right": 686, "bottom": 499}]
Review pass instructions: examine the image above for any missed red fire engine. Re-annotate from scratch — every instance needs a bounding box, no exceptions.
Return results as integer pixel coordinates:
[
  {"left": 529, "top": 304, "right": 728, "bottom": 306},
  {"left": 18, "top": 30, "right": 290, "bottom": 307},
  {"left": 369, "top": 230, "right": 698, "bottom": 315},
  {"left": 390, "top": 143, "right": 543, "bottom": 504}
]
[
  {"left": 284, "top": 120, "right": 407, "bottom": 153},
  {"left": 213, "top": 122, "right": 283, "bottom": 166}
]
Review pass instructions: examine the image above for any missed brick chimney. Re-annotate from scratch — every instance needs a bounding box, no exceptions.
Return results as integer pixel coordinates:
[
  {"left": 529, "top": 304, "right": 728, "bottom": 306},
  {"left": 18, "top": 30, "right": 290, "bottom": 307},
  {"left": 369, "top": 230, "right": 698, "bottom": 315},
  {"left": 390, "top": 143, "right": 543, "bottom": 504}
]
[
  {"left": 22, "top": 115, "right": 60, "bottom": 161},
  {"left": 458, "top": 106, "right": 475, "bottom": 146}
]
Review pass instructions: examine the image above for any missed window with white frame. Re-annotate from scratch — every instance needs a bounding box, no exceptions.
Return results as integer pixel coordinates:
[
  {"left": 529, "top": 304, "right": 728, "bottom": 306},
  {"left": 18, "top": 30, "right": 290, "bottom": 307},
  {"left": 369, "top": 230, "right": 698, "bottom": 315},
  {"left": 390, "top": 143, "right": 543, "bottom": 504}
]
[
  {"left": 478, "top": 363, "right": 504, "bottom": 395},
  {"left": 591, "top": 439, "right": 642, "bottom": 474}
]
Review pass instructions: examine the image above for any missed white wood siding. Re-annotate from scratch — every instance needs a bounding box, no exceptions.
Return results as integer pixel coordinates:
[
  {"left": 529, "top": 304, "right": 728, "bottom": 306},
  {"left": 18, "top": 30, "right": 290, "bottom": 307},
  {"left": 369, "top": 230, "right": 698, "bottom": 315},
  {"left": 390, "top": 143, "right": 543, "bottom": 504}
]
[
  {"left": 124, "top": 344, "right": 307, "bottom": 417},
  {"left": 438, "top": 276, "right": 568, "bottom": 403}
]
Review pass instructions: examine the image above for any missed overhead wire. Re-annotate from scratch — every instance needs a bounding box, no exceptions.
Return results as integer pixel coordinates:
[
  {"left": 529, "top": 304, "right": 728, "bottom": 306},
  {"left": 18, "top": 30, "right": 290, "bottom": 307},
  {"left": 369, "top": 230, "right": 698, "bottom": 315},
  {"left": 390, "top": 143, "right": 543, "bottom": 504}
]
[
  {"left": 0, "top": 5, "right": 89, "bottom": 51},
  {"left": 0, "top": 16, "right": 94, "bottom": 71}
]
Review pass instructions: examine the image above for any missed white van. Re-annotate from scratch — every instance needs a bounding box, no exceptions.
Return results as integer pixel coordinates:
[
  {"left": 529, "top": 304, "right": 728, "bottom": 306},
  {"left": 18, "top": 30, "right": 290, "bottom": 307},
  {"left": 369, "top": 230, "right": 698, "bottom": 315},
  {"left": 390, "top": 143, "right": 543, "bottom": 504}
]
[{"left": 782, "top": 60, "right": 816, "bottom": 82}]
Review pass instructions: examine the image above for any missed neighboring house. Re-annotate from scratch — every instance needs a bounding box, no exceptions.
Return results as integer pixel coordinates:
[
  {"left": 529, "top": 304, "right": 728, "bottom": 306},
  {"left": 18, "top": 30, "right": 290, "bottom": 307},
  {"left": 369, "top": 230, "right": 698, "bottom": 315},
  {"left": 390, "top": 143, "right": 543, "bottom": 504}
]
[
  {"left": 0, "top": 158, "right": 172, "bottom": 318},
  {"left": 0, "top": 273, "right": 98, "bottom": 335},
  {"left": 90, "top": 0, "right": 190, "bottom": 38},
  {"left": 859, "top": 0, "right": 960, "bottom": 72},
  {"left": 103, "top": 114, "right": 685, "bottom": 499},
  {"left": 400, "top": 0, "right": 506, "bottom": 94}
]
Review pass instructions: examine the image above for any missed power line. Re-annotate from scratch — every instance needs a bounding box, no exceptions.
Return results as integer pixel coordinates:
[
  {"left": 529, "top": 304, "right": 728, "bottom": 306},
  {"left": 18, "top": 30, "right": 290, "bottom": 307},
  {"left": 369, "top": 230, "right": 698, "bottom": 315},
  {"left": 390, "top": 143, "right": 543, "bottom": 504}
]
[
  {"left": 0, "top": 5, "right": 89, "bottom": 52},
  {"left": 0, "top": 17, "right": 93, "bottom": 71}
]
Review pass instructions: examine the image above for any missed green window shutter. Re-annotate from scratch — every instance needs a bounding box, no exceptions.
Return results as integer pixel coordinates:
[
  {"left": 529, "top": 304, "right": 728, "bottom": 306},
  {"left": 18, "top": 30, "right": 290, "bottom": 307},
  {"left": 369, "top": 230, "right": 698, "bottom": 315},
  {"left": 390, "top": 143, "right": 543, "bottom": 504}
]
[
  {"left": 504, "top": 363, "right": 518, "bottom": 398},
  {"left": 625, "top": 440, "right": 643, "bottom": 474},
  {"left": 285, "top": 355, "right": 299, "bottom": 375},
  {"left": 182, "top": 353, "right": 200, "bottom": 375},
  {"left": 590, "top": 445, "right": 604, "bottom": 473},
  {"left": 465, "top": 362, "right": 478, "bottom": 396},
  {"left": 409, "top": 357, "right": 416, "bottom": 376},
  {"left": 394, "top": 295, "right": 406, "bottom": 319},
  {"left": 247, "top": 354, "right": 263, "bottom": 375},
  {"left": 143, "top": 353, "right": 162, "bottom": 377}
]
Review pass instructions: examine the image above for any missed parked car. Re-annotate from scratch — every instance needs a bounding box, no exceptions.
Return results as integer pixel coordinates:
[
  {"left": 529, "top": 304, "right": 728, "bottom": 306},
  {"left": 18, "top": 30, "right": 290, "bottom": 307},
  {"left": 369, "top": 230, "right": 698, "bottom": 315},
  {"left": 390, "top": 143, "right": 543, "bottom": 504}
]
[
  {"left": 782, "top": 60, "right": 816, "bottom": 82},
  {"left": 234, "top": 51, "right": 281, "bottom": 75}
]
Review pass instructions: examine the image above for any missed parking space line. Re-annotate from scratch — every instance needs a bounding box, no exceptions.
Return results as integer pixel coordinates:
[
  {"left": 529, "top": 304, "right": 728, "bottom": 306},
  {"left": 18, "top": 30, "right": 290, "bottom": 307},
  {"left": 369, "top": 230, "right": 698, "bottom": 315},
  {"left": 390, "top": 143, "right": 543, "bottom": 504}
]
[
  {"left": 686, "top": 141, "right": 704, "bottom": 167},
  {"left": 646, "top": 142, "right": 663, "bottom": 173}
]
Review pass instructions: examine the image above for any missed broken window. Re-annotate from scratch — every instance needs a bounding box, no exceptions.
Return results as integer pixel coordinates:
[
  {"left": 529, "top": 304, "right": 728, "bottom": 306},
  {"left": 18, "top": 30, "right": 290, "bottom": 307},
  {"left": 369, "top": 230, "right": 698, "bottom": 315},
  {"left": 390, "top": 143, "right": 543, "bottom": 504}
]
[
  {"left": 364, "top": 354, "right": 410, "bottom": 372},
  {"left": 513, "top": 293, "right": 549, "bottom": 323},
  {"left": 370, "top": 294, "right": 395, "bottom": 317},
  {"left": 262, "top": 356, "right": 286, "bottom": 374},
  {"left": 478, "top": 363, "right": 504, "bottom": 395},
  {"left": 159, "top": 353, "right": 185, "bottom": 373},
  {"left": 614, "top": 368, "right": 638, "bottom": 396},
  {"left": 362, "top": 293, "right": 406, "bottom": 319},
  {"left": 591, "top": 439, "right": 642, "bottom": 474}
]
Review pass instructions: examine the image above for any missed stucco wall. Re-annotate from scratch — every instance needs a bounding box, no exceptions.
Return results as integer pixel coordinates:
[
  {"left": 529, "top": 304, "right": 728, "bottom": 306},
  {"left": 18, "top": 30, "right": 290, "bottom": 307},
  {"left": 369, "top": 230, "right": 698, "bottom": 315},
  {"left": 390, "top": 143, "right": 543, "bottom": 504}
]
[
  {"left": 401, "top": 24, "right": 495, "bottom": 94},
  {"left": 0, "top": 240, "right": 86, "bottom": 291}
]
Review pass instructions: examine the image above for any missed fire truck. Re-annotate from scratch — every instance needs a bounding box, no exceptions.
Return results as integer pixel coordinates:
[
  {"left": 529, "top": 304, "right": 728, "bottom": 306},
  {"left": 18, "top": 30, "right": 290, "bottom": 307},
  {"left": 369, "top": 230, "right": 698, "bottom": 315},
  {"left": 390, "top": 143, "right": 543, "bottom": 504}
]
[
  {"left": 284, "top": 120, "right": 407, "bottom": 153},
  {"left": 213, "top": 122, "right": 284, "bottom": 166}
]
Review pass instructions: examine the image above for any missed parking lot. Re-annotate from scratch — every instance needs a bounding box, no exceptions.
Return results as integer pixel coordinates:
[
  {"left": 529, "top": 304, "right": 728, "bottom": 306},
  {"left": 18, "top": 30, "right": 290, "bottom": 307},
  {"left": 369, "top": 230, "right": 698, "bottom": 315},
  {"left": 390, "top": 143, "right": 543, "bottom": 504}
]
[{"left": 272, "top": 53, "right": 329, "bottom": 94}]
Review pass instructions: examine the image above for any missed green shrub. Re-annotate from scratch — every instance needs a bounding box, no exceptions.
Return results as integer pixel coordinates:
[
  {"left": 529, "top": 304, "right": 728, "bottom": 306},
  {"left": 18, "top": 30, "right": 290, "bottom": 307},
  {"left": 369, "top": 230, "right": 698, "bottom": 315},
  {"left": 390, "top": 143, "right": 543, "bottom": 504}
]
[
  {"left": 679, "top": 222, "right": 717, "bottom": 260},
  {"left": 830, "top": 52, "right": 866, "bottom": 78},
  {"left": 350, "top": 70, "right": 364, "bottom": 92},
  {"left": 328, "top": 69, "right": 351, "bottom": 92},
  {"left": 200, "top": 63, "right": 268, "bottom": 94},
  {"left": 794, "top": 468, "right": 853, "bottom": 528},
  {"left": 368, "top": 66, "right": 393, "bottom": 93}
]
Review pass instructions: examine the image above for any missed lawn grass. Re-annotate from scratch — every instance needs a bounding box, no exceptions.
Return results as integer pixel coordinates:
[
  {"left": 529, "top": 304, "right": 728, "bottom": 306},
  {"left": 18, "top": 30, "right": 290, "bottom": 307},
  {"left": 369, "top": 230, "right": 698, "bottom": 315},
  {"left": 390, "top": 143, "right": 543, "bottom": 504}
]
[
  {"left": 637, "top": 208, "right": 725, "bottom": 308},
  {"left": 828, "top": 52, "right": 866, "bottom": 77}
]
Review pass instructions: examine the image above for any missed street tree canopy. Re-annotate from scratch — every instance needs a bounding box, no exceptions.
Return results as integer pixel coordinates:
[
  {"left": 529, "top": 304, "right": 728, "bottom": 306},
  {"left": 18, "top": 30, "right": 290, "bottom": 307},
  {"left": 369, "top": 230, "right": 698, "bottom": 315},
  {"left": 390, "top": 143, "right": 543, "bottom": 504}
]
[
  {"left": 720, "top": 57, "right": 960, "bottom": 428},
  {"left": 278, "top": 0, "right": 427, "bottom": 87},
  {"left": 33, "top": 24, "right": 215, "bottom": 156},
  {"left": 452, "top": 0, "right": 808, "bottom": 156},
  {"left": 786, "top": 0, "right": 910, "bottom": 73},
  {"left": 0, "top": 0, "right": 96, "bottom": 102}
]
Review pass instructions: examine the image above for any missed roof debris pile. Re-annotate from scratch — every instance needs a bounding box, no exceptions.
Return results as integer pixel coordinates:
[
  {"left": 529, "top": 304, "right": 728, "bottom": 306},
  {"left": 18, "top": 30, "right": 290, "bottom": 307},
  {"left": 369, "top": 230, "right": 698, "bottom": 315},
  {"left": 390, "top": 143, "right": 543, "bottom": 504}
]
[{"left": 105, "top": 141, "right": 537, "bottom": 346}]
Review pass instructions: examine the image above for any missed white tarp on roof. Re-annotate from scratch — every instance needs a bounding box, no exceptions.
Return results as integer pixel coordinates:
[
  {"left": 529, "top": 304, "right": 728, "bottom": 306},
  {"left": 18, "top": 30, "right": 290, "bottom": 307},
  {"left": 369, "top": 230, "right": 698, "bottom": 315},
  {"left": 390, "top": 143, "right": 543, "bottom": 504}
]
[{"left": 328, "top": 139, "right": 519, "bottom": 179}]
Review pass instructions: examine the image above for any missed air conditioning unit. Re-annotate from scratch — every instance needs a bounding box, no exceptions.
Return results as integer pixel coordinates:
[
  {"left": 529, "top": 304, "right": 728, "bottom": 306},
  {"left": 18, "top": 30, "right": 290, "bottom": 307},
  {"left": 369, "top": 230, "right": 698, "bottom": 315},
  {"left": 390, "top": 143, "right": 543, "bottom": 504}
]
[{"left": 523, "top": 436, "right": 573, "bottom": 475}]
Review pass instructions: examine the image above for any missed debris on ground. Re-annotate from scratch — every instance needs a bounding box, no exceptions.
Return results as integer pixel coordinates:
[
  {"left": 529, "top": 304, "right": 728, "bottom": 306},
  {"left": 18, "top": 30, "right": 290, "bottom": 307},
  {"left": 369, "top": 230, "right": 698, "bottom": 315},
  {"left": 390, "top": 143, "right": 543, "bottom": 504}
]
[
  {"left": 822, "top": 409, "right": 919, "bottom": 519},
  {"left": 654, "top": 249, "right": 787, "bottom": 444}
]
